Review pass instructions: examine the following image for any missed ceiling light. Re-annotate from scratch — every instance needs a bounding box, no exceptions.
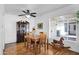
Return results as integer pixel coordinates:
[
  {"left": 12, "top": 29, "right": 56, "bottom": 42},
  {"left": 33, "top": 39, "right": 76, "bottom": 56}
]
[{"left": 25, "top": 15, "right": 30, "bottom": 18}]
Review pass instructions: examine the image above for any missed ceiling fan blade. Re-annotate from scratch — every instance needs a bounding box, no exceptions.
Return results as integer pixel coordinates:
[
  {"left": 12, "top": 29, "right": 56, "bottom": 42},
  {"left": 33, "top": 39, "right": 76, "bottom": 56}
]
[
  {"left": 22, "top": 10, "right": 27, "bottom": 13},
  {"left": 31, "top": 13, "right": 37, "bottom": 14},
  {"left": 30, "top": 14, "right": 36, "bottom": 17},
  {"left": 18, "top": 14, "right": 26, "bottom": 16}
]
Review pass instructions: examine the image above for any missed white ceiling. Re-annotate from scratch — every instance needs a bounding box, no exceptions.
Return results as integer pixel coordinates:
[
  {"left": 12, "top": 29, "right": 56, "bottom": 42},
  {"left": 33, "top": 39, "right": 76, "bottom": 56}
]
[{"left": 4, "top": 4, "right": 71, "bottom": 17}]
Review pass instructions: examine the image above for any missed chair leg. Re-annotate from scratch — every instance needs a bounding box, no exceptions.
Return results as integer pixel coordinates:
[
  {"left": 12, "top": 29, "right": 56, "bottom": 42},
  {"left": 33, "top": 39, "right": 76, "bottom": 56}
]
[{"left": 38, "top": 44, "right": 40, "bottom": 54}]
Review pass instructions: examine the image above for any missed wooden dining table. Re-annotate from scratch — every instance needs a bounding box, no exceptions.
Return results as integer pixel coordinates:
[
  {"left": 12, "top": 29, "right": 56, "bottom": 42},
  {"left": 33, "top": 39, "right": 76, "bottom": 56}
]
[
  {"left": 25, "top": 35, "right": 40, "bottom": 54},
  {"left": 24, "top": 33, "right": 48, "bottom": 54}
]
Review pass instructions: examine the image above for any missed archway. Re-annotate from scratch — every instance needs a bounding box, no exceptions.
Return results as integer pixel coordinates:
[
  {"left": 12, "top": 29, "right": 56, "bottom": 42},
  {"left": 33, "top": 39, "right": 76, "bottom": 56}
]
[{"left": 16, "top": 20, "right": 29, "bottom": 43}]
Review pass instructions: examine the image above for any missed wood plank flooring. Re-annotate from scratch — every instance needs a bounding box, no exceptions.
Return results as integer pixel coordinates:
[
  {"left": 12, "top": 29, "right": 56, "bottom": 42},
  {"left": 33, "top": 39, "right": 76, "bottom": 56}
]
[{"left": 4, "top": 42, "right": 79, "bottom": 55}]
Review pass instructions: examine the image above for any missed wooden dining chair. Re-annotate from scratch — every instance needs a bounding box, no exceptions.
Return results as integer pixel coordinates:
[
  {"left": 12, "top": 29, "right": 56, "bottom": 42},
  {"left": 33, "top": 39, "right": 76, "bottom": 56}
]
[
  {"left": 27, "top": 32, "right": 38, "bottom": 50},
  {"left": 24, "top": 33, "right": 30, "bottom": 48},
  {"left": 39, "top": 32, "right": 48, "bottom": 52}
]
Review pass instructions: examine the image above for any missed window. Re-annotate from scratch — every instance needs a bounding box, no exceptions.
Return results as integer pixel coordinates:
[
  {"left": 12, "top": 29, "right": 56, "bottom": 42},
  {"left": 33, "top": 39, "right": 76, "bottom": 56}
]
[
  {"left": 69, "top": 22, "right": 76, "bottom": 36},
  {"left": 56, "top": 30, "right": 60, "bottom": 37},
  {"left": 64, "top": 23, "right": 67, "bottom": 32}
]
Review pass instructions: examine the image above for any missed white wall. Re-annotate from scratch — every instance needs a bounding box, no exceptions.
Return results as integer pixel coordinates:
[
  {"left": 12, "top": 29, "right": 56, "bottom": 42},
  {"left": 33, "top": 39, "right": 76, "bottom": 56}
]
[
  {"left": 4, "top": 14, "right": 35, "bottom": 44},
  {"left": 4, "top": 14, "right": 18, "bottom": 43},
  {"left": 35, "top": 15, "right": 49, "bottom": 39},
  {"left": 49, "top": 19, "right": 56, "bottom": 42},
  {"left": 0, "top": 5, "right": 4, "bottom": 55}
]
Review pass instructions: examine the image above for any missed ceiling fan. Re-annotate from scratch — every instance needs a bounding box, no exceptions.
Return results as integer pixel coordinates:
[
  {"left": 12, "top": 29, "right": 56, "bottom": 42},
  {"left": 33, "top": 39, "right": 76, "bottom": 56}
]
[{"left": 18, "top": 10, "right": 37, "bottom": 17}]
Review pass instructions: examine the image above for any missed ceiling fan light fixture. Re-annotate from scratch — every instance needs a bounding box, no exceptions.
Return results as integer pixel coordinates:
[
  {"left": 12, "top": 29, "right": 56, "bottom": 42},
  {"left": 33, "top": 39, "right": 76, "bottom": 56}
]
[
  {"left": 19, "top": 10, "right": 36, "bottom": 17},
  {"left": 25, "top": 15, "right": 30, "bottom": 18}
]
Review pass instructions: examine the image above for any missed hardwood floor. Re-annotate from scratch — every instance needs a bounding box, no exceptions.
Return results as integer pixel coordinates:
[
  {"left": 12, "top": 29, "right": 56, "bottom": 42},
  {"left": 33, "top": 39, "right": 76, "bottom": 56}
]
[{"left": 4, "top": 42, "right": 79, "bottom": 55}]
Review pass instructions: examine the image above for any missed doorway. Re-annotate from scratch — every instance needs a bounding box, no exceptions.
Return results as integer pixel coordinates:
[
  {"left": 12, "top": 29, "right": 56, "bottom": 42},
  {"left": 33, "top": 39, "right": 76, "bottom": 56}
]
[{"left": 16, "top": 21, "right": 29, "bottom": 43}]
